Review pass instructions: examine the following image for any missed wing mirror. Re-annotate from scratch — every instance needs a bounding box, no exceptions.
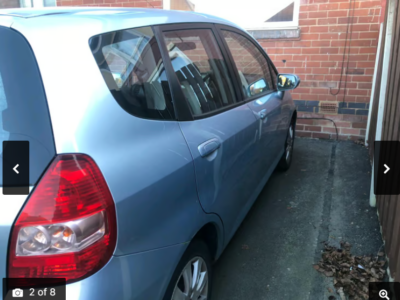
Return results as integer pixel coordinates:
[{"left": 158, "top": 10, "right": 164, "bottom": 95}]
[
  {"left": 248, "top": 78, "right": 269, "bottom": 96},
  {"left": 277, "top": 74, "right": 301, "bottom": 91}
]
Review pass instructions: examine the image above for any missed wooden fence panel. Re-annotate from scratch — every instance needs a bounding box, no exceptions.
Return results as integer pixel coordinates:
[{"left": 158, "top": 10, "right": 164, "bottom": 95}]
[{"left": 374, "top": 0, "right": 400, "bottom": 281}]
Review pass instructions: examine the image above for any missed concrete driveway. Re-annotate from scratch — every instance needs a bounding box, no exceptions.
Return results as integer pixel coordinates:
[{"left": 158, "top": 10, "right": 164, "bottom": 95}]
[{"left": 212, "top": 138, "right": 383, "bottom": 300}]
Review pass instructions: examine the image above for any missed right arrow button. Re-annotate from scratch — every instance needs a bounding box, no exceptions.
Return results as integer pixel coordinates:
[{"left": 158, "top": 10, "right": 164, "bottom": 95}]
[{"left": 384, "top": 164, "right": 390, "bottom": 174}]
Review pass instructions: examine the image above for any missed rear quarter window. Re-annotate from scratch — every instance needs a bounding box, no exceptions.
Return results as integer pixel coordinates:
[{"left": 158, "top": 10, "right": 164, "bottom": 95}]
[
  {"left": 89, "top": 26, "right": 175, "bottom": 120},
  {"left": 0, "top": 26, "right": 55, "bottom": 186}
]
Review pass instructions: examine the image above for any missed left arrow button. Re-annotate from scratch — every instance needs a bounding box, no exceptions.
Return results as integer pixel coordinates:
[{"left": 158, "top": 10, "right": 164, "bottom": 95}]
[{"left": 13, "top": 164, "right": 19, "bottom": 174}]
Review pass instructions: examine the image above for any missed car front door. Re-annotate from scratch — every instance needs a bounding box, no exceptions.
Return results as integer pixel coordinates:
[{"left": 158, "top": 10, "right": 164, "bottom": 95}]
[
  {"left": 217, "top": 26, "right": 287, "bottom": 177},
  {"left": 156, "top": 24, "right": 261, "bottom": 241}
]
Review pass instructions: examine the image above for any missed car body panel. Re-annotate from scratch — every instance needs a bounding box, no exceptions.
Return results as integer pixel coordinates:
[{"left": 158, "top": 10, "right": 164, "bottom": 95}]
[
  {"left": 179, "top": 104, "right": 260, "bottom": 245},
  {"left": 64, "top": 242, "right": 188, "bottom": 300}
]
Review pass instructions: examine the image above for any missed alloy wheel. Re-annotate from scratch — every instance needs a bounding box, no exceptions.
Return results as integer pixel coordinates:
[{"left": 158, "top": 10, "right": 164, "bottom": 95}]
[
  {"left": 286, "top": 124, "right": 294, "bottom": 162},
  {"left": 171, "top": 256, "right": 209, "bottom": 300}
]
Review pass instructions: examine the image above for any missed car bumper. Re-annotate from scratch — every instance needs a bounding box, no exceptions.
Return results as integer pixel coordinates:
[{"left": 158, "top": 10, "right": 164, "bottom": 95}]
[{"left": 66, "top": 242, "right": 188, "bottom": 300}]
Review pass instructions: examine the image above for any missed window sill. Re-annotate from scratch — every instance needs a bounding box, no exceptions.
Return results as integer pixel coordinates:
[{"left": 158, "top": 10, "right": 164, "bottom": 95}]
[{"left": 247, "top": 27, "right": 301, "bottom": 40}]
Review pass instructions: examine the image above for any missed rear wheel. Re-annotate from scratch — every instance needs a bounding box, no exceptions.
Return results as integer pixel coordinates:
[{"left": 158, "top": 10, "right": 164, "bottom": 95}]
[
  {"left": 277, "top": 120, "right": 295, "bottom": 171},
  {"left": 164, "top": 240, "right": 212, "bottom": 300}
]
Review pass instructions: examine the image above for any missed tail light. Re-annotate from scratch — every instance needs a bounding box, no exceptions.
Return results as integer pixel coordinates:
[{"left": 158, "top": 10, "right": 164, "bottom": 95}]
[{"left": 8, "top": 154, "right": 117, "bottom": 284}]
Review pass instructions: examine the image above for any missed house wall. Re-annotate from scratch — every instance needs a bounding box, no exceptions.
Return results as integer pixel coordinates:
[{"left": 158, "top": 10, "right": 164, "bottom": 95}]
[{"left": 259, "top": 0, "right": 382, "bottom": 140}]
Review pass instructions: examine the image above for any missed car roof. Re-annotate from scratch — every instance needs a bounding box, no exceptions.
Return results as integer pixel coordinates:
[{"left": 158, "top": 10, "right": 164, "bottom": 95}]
[{"left": 0, "top": 7, "right": 240, "bottom": 33}]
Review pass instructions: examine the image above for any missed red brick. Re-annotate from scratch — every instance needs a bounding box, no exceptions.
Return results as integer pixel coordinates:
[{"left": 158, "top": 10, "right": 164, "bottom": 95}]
[
  {"left": 312, "top": 132, "right": 332, "bottom": 139},
  {"left": 297, "top": 119, "right": 314, "bottom": 125},
  {"left": 319, "top": 3, "right": 338, "bottom": 10},
  {"left": 300, "top": 4, "right": 318, "bottom": 11},
  {"left": 348, "top": 89, "right": 369, "bottom": 96},
  {"left": 358, "top": 82, "right": 372, "bottom": 89},
  {"left": 268, "top": 48, "right": 284, "bottom": 54},
  {"left": 278, "top": 67, "right": 295, "bottom": 73},
  {"left": 320, "top": 47, "right": 339, "bottom": 54},
  {"left": 359, "top": 47, "right": 378, "bottom": 54},
  {"left": 300, "top": 93, "right": 320, "bottom": 100},
  {"left": 341, "top": 128, "right": 361, "bottom": 135},
  {"left": 276, "top": 41, "right": 294, "bottom": 47},
  {"left": 275, "top": 54, "right": 293, "bottom": 61},
  {"left": 309, "top": 11, "right": 328, "bottom": 18},
  {"left": 359, "top": 0, "right": 381, "bottom": 8},
  {"left": 284, "top": 48, "right": 302, "bottom": 54},
  {"left": 320, "top": 33, "right": 341, "bottom": 40},
  {"left": 312, "top": 41, "right": 331, "bottom": 47},
  {"left": 335, "top": 121, "right": 351, "bottom": 128},
  {"left": 306, "top": 126, "right": 322, "bottom": 132},
  {"left": 297, "top": 131, "right": 312, "bottom": 138},
  {"left": 306, "top": 61, "right": 321, "bottom": 67},
  {"left": 352, "top": 122, "right": 367, "bottom": 129},
  {"left": 350, "top": 40, "right": 372, "bottom": 47},
  {"left": 358, "top": 16, "right": 379, "bottom": 23},
  {"left": 350, "top": 54, "right": 369, "bottom": 61},
  {"left": 352, "top": 24, "right": 372, "bottom": 32},
  {"left": 300, "top": 19, "right": 318, "bottom": 26},
  {"left": 351, "top": 75, "right": 373, "bottom": 82},
  {"left": 310, "top": 26, "right": 329, "bottom": 33},
  {"left": 294, "top": 41, "right": 313, "bottom": 47},
  {"left": 339, "top": 2, "right": 351, "bottom": 9},
  {"left": 323, "top": 127, "right": 338, "bottom": 134},
  {"left": 329, "top": 25, "right": 349, "bottom": 32},
  {"left": 355, "top": 96, "right": 371, "bottom": 102},
  {"left": 321, "top": 61, "right": 338, "bottom": 67},
  {"left": 313, "top": 67, "right": 330, "bottom": 74},
  {"left": 295, "top": 68, "right": 311, "bottom": 74},
  {"left": 301, "top": 33, "right": 320, "bottom": 40},
  {"left": 353, "top": 9, "right": 371, "bottom": 16},
  {"left": 328, "top": 10, "right": 348, "bottom": 17},
  {"left": 286, "top": 61, "right": 304, "bottom": 67},
  {"left": 300, "top": 81, "right": 319, "bottom": 87},
  {"left": 318, "top": 18, "right": 338, "bottom": 25},
  {"left": 307, "top": 74, "right": 325, "bottom": 81},
  {"left": 302, "top": 48, "right": 320, "bottom": 54},
  {"left": 311, "top": 88, "right": 328, "bottom": 94}
]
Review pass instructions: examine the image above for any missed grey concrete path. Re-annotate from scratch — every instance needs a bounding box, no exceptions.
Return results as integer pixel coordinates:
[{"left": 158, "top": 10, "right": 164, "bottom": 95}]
[{"left": 212, "top": 138, "right": 383, "bottom": 300}]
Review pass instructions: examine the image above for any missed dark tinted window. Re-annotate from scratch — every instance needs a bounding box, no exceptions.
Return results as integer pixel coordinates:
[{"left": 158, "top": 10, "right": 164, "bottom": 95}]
[
  {"left": 90, "top": 27, "right": 175, "bottom": 120},
  {"left": 222, "top": 30, "right": 274, "bottom": 99},
  {"left": 0, "top": 26, "right": 55, "bottom": 186},
  {"left": 163, "top": 29, "right": 237, "bottom": 117}
]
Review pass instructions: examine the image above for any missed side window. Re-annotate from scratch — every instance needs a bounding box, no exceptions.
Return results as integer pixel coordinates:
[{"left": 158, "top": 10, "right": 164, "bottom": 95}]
[
  {"left": 221, "top": 30, "right": 274, "bottom": 99},
  {"left": 162, "top": 29, "right": 237, "bottom": 117},
  {"left": 90, "top": 26, "right": 175, "bottom": 120}
]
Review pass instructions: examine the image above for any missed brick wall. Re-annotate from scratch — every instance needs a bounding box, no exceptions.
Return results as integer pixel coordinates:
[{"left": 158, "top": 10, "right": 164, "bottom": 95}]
[
  {"left": 0, "top": 0, "right": 20, "bottom": 8},
  {"left": 259, "top": 0, "right": 381, "bottom": 141},
  {"left": 57, "top": 0, "right": 162, "bottom": 8}
]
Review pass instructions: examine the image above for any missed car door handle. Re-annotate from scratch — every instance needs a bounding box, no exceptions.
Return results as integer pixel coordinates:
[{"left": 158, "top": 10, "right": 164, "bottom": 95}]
[
  {"left": 258, "top": 109, "right": 268, "bottom": 119},
  {"left": 198, "top": 138, "right": 221, "bottom": 157}
]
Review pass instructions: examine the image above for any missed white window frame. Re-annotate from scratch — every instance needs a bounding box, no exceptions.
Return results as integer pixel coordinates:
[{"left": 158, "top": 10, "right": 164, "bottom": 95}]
[
  {"left": 20, "top": 0, "right": 56, "bottom": 8},
  {"left": 245, "top": 0, "right": 300, "bottom": 30}
]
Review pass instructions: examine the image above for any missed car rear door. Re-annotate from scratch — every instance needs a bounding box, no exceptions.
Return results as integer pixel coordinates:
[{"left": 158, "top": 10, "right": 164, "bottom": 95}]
[
  {"left": 216, "top": 25, "right": 287, "bottom": 174},
  {"left": 155, "top": 23, "right": 261, "bottom": 241},
  {"left": 0, "top": 26, "right": 56, "bottom": 299}
]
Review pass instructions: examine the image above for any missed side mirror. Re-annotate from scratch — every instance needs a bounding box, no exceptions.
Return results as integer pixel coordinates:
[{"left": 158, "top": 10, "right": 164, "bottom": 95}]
[
  {"left": 248, "top": 78, "right": 268, "bottom": 96},
  {"left": 277, "top": 74, "right": 301, "bottom": 91}
]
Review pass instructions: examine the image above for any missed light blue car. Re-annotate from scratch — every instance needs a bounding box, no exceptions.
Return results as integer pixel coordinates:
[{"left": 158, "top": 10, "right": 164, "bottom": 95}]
[{"left": 0, "top": 7, "right": 299, "bottom": 300}]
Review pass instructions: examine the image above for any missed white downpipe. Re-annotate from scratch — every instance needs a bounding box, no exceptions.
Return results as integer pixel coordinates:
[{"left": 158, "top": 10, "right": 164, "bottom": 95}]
[
  {"left": 365, "top": 23, "right": 384, "bottom": 146},
  {"left": 163, "top": 0, "right": 171, "bottom": 9},
  {"left": 370, "top": 0, "right": 396, "bottom": 207}
]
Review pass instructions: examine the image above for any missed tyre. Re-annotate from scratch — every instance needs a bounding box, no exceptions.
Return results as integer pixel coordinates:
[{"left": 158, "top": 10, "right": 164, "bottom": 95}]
[
  {"left": 163, "top": 240, "right": 212, "bottom": 300},
  {"left": 277, "top": 119, "right": 295, "bottom": 171}
]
